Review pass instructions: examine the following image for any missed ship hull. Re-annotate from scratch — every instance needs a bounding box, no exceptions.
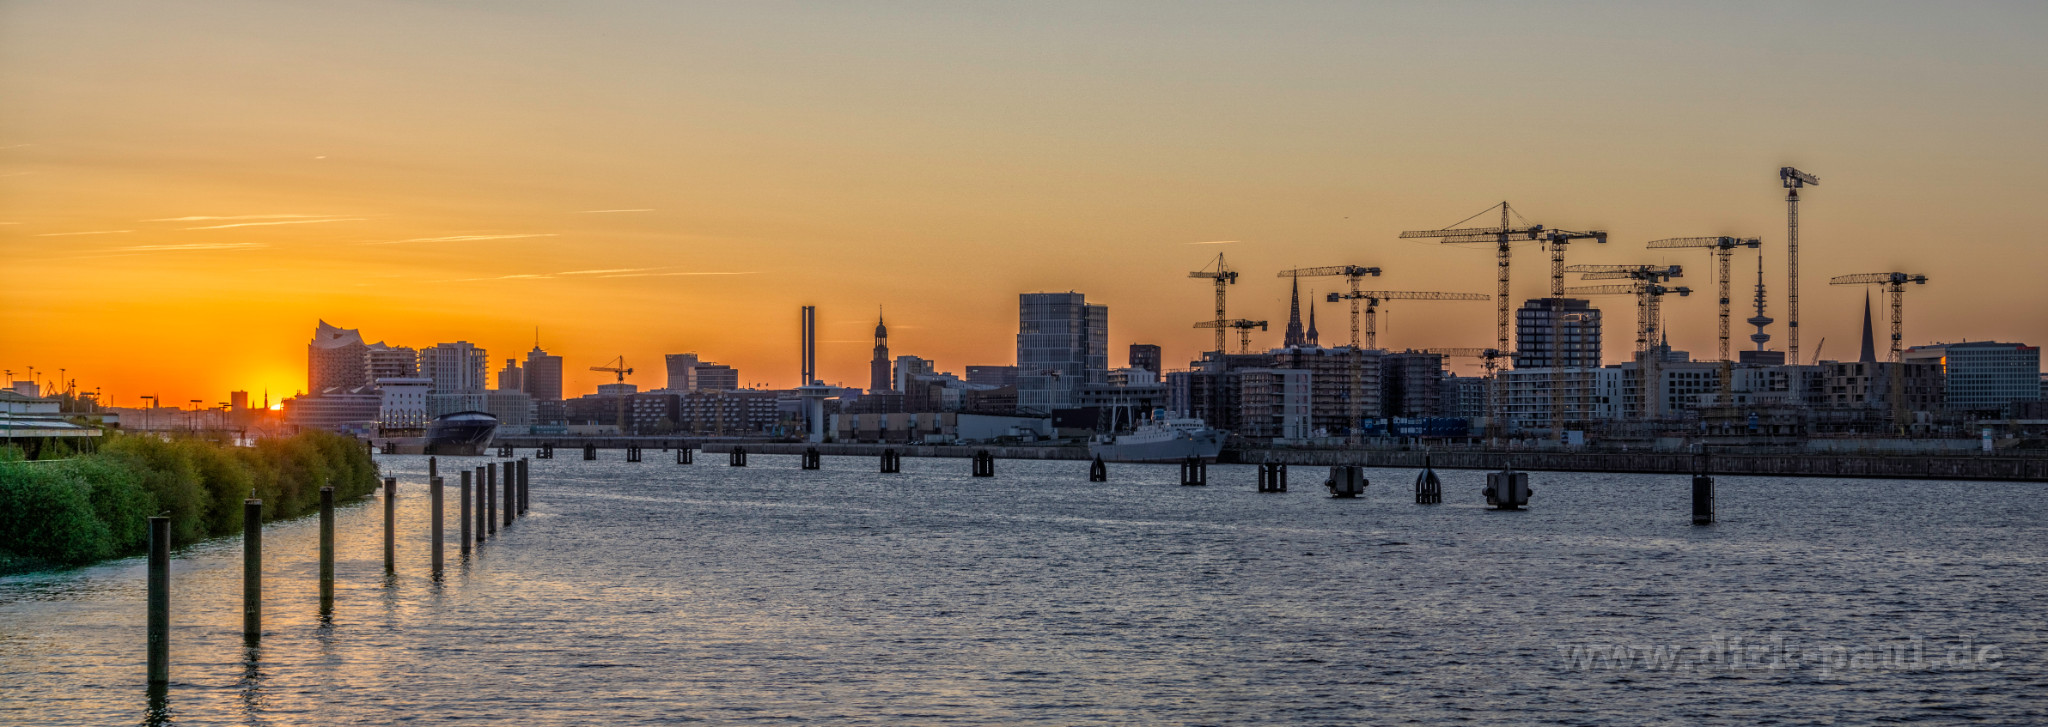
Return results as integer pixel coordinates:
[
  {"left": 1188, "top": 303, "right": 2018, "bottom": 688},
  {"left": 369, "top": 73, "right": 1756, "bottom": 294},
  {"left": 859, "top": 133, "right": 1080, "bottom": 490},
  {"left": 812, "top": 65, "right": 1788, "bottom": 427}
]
[
  {"left": 1088, "top": 431, "right": 1226, "bottom": 463},
  {"left": 424, "top": 412, "right": 499, "bottom": 456}
]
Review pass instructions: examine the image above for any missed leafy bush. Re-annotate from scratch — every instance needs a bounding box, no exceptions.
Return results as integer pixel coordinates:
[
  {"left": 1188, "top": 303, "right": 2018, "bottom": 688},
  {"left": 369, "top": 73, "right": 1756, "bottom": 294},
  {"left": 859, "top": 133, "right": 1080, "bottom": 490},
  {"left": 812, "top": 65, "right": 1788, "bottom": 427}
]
[{"left": 0, "top": 431, "right": 378, "bottom": 572}]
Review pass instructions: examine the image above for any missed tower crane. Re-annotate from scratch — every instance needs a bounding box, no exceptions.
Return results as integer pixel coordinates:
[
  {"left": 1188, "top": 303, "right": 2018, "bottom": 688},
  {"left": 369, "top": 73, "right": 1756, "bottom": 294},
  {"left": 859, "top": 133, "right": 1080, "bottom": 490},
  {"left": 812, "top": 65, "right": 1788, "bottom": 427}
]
[
  {"left": 1648, "top": 235, "right": 1763, "bottom": 401},
  {"left": 1399, "top": 202, "right": 1545, "bottom": 356},
  {"left": 591, "top": 356, "right": 633, "bottom": 432},
  {"left": 1194, "top": 319, "right": 1269, "bottom": 354},
  {"left": 1277, "top": 265, "right": 1381, "bottom": 348},
  {"left": 1540, "top": 229, "right": 1609, "bottom": 296},
  {"left": 1189, "top": 253, "right": 1240, "bottom": 354},
  {"left": 1830, "top": 272, "right": 1929, "bottom": 434},
  {"left": 1565, "top": 266, "right": 1690, "bottom": 425},
  {"left": 1324, "top": 290, "right": 1492, "bottom": 350},
  {"left": 1782, "top": 166, "right": 1819, "bottom": 365}
]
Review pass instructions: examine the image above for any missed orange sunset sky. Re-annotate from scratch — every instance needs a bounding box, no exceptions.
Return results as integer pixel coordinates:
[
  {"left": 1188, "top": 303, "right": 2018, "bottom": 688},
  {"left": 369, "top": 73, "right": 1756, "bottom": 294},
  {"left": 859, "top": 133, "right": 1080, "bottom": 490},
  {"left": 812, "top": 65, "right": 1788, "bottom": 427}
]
[{"left": 5, "top": 2, "right": 2048, "bottom": 405}]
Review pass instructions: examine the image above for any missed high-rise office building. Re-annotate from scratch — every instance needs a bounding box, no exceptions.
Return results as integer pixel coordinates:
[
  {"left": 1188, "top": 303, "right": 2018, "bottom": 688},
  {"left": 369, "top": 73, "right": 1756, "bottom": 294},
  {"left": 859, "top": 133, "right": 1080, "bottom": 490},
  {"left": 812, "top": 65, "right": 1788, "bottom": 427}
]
[
  {"left": 1128, "top": 344, "right": 1162, "bottom": 377},
  {"left": 1904, "top": 341, "right": 2041, "bottom": 414},
  {"left": 965, "top": 365, "right": 1019, "bottom": 388},
  {"left": 366, "top": 343, "right": 419, "bottom": 381},
  {"left": 308, "top": 320, "right": 369, "bottom": 394},
  {"left": 1514, "top": 298, "right": 1602, "bottom": 369},
  {"left": 420, "top": 341, "right": 488, "bottom": 416},
  {"left": 524, "top": 344, "right": 564, "bottom": 402},
  {"left": 871, "top": 313, "right": 892, "bottom": 391},
  {"left": 694, "top": 364, "right": 739, "bottom": 391},
  {"left": 497, "top": 358, "right": 523, "bottom": 391},
  {"left": 1017, "top": 292, "right": 1108, "bottom": 413},
  {"left": 894, "top": 355, "right": 935, "bottom": 392},
  {"left": 665, "top": 353, "right": 702, "bottom": 391}
]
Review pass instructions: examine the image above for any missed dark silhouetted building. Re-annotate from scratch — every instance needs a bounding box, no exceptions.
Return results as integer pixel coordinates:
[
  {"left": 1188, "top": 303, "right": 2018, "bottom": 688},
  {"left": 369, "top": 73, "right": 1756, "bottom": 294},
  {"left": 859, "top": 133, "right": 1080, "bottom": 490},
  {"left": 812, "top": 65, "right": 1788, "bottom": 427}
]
[{"left": 1128, "top": 344, "right": 1162, "bottom": 377}]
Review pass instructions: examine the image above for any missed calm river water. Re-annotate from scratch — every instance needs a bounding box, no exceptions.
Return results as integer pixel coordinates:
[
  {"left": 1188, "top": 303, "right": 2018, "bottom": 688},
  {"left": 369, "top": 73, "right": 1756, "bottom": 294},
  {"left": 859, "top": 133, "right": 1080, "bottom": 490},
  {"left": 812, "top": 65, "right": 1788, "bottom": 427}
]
[{"left": 2, "top": 454, "right": 2043, "bottom": 725}]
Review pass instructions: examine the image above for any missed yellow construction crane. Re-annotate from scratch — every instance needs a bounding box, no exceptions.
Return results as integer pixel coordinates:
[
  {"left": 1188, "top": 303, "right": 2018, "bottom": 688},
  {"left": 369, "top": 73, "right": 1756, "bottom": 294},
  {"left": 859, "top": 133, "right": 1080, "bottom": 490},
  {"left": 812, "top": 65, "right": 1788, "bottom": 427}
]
[
  {"left": 1564, "top": 275, "right": 1690, "bottom": 424},
  {"left": 1782, "top": 167, "right": 1819, "bottom": 365},
  {"left": 1325, "top": 290, "right": 1492, "bottom": 350},
  {"left": 1277, "top": 265, "right": 1381, "bottom": 347},
  {"left": 1831, "top": 272, "right": 1929, "bottom": 433},
  {"left": 1189, "top": 253, "right": 1240, "bottom": 354},
  {"left": 1399, "top": 202, "right": 1545, "bottom": 355},
  {"left": 1194, "top": 319, "right": 1269, "bottom": 354},
  {"left": 1647, "top": 236, "right": 1763, "bottom": 400},
  {"left": 591, "top": 355, "right": 634, "bottom": 432},
  {"left": 1423, "top": 347, "right": 1518, "bottom": 439}
]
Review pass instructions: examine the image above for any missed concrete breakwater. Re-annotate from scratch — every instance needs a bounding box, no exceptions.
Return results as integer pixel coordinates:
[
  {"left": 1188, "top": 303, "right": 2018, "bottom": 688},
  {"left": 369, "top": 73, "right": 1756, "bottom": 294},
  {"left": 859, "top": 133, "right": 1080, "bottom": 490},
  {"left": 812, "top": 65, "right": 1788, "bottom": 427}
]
[{"left": 1236, "top": 449, "right": 2048, "bottom": 482}]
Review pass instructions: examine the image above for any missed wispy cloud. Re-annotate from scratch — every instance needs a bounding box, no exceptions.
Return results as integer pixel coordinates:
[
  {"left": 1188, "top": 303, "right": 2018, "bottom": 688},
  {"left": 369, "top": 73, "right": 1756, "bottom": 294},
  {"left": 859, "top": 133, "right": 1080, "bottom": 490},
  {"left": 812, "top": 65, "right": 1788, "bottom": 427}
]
[
  {"left": 147, "top": 214, "right": 338, "bottom": 222},
  {"left": 576, "top": 208, "right": 655, "bottom": 213},
  {"left": 558, "top": 267, "right": 666, "bottom": 276},
  {"left": 185, "top": 218, "right": 364, "bottom": 230},
  {"left": 366, "top": 233, "right": 557, "bottom": 245},
  {"left": 35, "top": 229, "right": 133, "bottom": 237},
  {"left": 595, "top": 271, "right": 756, "bottom": 279},
  {"left": 120, "top": 242, "right": 267, "bottom": 252},
  {"left": 1185, "top": 240, "right": 1238, "bottom": 245}
]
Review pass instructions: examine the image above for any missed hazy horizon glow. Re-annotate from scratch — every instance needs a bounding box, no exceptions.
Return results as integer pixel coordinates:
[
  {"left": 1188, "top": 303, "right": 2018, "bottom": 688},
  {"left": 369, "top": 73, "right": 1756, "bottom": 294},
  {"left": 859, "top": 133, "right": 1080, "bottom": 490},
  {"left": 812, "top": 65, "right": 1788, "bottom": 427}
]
[{"left": 5, "top": 1, "right": 2047, "bottom": 403}]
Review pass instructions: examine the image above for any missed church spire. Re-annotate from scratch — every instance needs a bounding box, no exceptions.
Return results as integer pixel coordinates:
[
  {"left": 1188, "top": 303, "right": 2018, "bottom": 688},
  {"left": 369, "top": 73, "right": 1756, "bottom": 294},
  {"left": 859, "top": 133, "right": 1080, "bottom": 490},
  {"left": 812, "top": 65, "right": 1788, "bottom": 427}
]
[
  {"left": 1283, "top": 274, "right": 1307, "bottom": 347},
  {"left": 1306, "top": 290, "right": 1319, "bottom": 346}
]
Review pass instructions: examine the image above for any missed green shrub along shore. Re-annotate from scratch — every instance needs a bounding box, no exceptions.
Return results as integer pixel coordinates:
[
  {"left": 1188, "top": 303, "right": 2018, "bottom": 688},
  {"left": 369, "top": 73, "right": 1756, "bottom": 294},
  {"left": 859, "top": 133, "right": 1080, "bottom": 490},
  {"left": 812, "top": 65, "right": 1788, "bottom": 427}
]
[{"left": 0, "top": 431, "right": 380, "bottom": 575}]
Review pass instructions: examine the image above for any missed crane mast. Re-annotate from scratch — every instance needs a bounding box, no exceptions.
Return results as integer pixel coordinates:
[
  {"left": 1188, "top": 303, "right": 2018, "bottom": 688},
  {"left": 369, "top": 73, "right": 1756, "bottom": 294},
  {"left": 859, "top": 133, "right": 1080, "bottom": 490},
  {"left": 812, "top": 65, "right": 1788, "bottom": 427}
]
[
  {"left": 1831, "top": 272, "right": 1928, "bottom": 434},
  {"left": 1565, "top": 264, "right": 1688, "bottom": 426},
  {"left": 1648, "top": 236, "right": 1763, "bottom": 402},
  {"left": 1189, "top": 254, "right": 1240, "bottom": 354},
  {"left": 1782, "top": 167, "right": 1819, "bottom": 367}
]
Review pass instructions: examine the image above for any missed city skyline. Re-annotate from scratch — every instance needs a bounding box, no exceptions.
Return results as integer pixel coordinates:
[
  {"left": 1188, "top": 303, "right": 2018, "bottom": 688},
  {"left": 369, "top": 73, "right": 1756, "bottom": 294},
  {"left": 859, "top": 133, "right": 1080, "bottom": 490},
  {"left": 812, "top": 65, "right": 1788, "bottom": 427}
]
[{"left": 6, "top": 2, "right": 2048, "bottom": 403}]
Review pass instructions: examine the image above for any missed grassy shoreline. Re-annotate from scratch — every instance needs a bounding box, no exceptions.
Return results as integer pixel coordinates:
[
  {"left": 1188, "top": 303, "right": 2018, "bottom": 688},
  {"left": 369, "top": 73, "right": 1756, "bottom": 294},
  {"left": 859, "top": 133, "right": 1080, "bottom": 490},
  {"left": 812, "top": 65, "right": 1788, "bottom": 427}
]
[{"left": 0, "top": 431, "right": 379, "bottom": 576}]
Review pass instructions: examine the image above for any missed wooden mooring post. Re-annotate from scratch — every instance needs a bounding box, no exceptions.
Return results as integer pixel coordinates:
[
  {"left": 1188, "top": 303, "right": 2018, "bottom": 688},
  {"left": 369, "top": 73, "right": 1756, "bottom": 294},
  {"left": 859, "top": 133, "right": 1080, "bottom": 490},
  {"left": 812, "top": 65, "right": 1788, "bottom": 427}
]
[
  {"left": 485, "top": 464, "right": 497, "bottom": 535},
  {"left": 319, "top": 487, "right": 335, "bottom": 614},
  {"left": 473, "top": 466, "right": 487, "bottom": 542},
  {"left": 460, "top": 470, "right": 472, "bottom": 555},
  {"left": 382, "top": 477, "right": 397, "bottom": 573},
  {"left": 430, "top": 476, "right": 445, "bottom": 577},
  {"left": 518, "top": 458, "right": 529, "bottom": 515},
  {"left": 243, "top": 497, "right": 262, "bottom": 643},
  {"left": 1692, "top": 455, "right": 1715, "bottom": 525},
  {"left": 503, "top": 461, "right": 516, "bottom": 528},
  {"left": 147, "top": 515, "right": 170, "bottom": 687}
]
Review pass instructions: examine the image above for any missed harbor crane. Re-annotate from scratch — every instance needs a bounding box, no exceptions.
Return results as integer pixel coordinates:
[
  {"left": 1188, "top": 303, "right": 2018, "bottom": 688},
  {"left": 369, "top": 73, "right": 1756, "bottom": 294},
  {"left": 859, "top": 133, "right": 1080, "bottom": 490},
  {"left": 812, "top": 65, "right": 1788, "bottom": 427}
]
[
  {"left": 1565, "top": 268, "right": 1690, "bottom": 424},
  {"left": 591, "top": 356, "right": 634, "bottom": 431},
  {"left": 1782, "top": 166, "right": 1819, "bottom": 364},
  {"left": 1831, "top": 272, "right": 1929, "bottom": 433},
  {"left": 1648, "top": 235, "right": 1764, "bottom": 399},
  {"left": 1277, "top": 265, "right": 1381, "bottom": 348},
  {"left": 1189, "top": 254, "right": 1240, "bottom": 354},
  {"left": 1194, "top": 319, "right": 1269, "bottom": 354}
]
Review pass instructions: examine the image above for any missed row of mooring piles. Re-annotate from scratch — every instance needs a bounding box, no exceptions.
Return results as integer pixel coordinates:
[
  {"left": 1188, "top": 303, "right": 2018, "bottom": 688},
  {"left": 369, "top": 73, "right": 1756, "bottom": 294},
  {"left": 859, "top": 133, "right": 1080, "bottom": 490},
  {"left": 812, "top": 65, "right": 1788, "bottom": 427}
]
[
  {"left": 151, "top": 454, "right": 540, "bottom": 688},
  {"left": 801, "top": 447, "right": 822, "bottom": 470},
  {"left": 1089, "top": 455, "right": 1108, "bottom": 482},
  {"left": 1326, "top": 465, "right": 1367, "bottom": 498},
  {"left": 1257, "top": 463, "right": 1287, "bottom": 492},
  {"left": 880, "top": 448, "right": 901, "bottom": 473},
  {"left": 1414, "top": 456, "right": 1442, "bottom": 504},
  {"left": 730, "top": 447, "right": 748, "bottom": 466},
  {"left": 1179, "top": 456, "right": 1207, "bottom": 486},
  {"left": 972, "top": 450, "right": 996, "bottom": 477},
  {"left": 625, "top": 444, "right": 643, "bottom": 463}
]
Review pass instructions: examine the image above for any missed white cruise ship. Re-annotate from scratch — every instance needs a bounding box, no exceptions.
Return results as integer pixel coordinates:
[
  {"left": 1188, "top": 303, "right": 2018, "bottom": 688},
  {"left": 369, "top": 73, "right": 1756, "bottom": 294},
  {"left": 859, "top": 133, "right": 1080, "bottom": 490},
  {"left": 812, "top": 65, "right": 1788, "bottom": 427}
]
[{"left": 1088, "top": 414, "right": 1226, "bottom": 463}]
